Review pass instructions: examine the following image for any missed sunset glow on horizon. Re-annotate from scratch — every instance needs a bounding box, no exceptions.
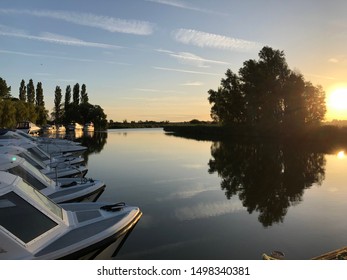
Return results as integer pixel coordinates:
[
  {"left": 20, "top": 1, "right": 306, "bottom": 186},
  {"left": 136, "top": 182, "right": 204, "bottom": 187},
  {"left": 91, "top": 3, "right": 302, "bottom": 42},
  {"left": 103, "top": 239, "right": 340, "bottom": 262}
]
[{"left": 326, "top": 86, "right": 347, "bottom": 121}]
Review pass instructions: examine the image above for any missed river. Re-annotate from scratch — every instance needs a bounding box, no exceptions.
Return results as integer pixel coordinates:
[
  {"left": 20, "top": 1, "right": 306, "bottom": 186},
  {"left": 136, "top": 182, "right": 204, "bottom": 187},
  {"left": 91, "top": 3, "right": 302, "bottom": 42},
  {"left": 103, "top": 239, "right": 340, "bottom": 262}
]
[{"left": 78, "top": 128, "right": 347, "bottom": 260}]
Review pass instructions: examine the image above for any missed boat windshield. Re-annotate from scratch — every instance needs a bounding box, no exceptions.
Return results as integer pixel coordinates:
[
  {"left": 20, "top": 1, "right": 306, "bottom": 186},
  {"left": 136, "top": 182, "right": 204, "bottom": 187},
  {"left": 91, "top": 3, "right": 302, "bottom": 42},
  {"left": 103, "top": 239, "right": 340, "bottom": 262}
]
[
  {"left": 17, "top": 151, "right": 46, "bottom": 170},
  {"left": 8, "top": 165, "right": 49, "bottom": 191},
  {"left": 15, "top": 130, "right": 34, "bottom": 141},
  {"left": 0, "top": 191, "right": 59, "bottom": 243},
  {"left": 17, "top": 178, "right": 62, "bottom": 219},
  {"left": 27, "top": 146, "right": 50, "bottom": 161},
  {"left": 21, "top": 161, "right": 52, "bottom": 185}
]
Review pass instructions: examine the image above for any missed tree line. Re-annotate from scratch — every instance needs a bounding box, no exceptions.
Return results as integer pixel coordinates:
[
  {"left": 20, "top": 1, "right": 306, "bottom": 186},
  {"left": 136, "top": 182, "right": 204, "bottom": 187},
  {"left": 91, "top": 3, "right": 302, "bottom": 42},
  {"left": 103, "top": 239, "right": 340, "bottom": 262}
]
[
  {"left": 0, "top": 77, "right": 107, "bottom": 129},
  {"left": 208, "top": 46, "right": 326, "bottom": 134}
]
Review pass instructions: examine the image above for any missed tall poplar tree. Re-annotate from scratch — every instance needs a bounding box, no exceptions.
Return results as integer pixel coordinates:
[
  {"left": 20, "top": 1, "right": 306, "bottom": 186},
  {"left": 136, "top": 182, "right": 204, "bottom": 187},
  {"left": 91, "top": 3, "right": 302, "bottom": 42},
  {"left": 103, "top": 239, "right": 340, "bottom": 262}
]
[
  {"left": 73, "top": 83, "right": 80, "bottom": 105},
  {"left": 36, "top": 82, "right": 44, "bottom": 106},
  {"left": 27, "top": 79, "right": 35, "bottom": 104},
  {"left": 80, "top": 84, "right": 89, "bottom": 104},
  {"left": 64, "top": 85, "right": 71, "bottom": 109},
  {"left": 35, "top": 82, "right": 47, "bottom": 125},
  {"left": 19, "top": 79, "right": 26, "bottom": 102},
  {"left": 54, "top": 86, "right": 63, "bottom": 123}
]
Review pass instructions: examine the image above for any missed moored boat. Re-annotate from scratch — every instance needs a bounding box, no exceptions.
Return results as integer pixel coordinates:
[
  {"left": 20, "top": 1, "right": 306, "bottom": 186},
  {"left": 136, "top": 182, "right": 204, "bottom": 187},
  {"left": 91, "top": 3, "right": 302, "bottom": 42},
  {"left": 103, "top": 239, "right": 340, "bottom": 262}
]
[
  {"left": 0, "top": 145, "right": 88, "bottom": 178},
  {"left": 16, "top": 121, "right": 41, "bottom": 135},
  {"left": 0, "top": 129, "right": 87, "bottom": 156},
  {"left": 0, "top": 153, "right": 104, "bottom": 203},
  {"left": 0, "top": 172, "right": 142, "bottom": 259},
  {"left": 68, "top": 122, "right": 83, "bottom": 131},
  {"left": 83, "top": 122, "right": 95, "bottom": 132}
]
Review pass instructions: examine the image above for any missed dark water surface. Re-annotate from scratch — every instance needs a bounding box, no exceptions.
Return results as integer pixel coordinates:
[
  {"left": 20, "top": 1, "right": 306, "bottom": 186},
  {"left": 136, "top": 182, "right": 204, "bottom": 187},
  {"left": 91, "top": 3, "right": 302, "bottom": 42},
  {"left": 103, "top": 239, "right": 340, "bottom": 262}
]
[{"left": 81, "top": 128, "right": 347, "bottom": 260}]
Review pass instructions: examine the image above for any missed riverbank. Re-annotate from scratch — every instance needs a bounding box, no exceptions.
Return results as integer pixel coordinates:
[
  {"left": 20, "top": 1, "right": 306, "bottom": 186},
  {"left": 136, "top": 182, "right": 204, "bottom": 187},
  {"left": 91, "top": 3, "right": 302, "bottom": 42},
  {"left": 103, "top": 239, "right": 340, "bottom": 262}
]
[{"left": 163, "top": 124, "right": 347, "bottom": 152}]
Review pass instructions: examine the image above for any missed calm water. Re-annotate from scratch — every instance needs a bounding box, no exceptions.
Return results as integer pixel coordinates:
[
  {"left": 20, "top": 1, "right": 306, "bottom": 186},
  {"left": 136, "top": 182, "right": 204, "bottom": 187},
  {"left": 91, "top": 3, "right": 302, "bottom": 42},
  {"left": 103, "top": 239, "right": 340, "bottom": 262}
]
[{"left": 79, "top": 128, "right": 347, "bottom": 260}]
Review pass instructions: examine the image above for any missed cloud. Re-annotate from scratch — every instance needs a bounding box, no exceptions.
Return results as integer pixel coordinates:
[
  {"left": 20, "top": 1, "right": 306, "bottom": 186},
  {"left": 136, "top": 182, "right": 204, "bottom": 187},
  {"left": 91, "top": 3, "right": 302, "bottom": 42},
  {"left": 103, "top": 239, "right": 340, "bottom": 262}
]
[
  {"left": 153, "top": 66, "right": 220, "bottom": 76},
  {"left": 146, "top": 0, "right": 226, "bottom": 15},
  {"left": 0, "top": 8, "right": 155, "bottom": 35},
  {"left": 181, "top": 81, "right": 204, "bottom": 86},
  {"left": 328, "top": 58, "right": 339, "bottom": 63},
  {"left": 173, "top": 28, "right": 261, "bottom": 51},
  {"left": 156, "top": 49, "right": 229, "bottom": 68},
  {"left": 0, "top": 48, "right": 129, "bottom": 66},
  {"left": 0, "top": 24, "right": 121, "bottom": 49}
]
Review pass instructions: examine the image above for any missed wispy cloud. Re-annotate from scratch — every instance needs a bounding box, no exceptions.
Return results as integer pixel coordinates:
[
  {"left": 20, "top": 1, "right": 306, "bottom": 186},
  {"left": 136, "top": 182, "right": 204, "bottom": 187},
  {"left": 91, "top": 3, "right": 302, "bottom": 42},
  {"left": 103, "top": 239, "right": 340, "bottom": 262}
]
[
  {"left": 0, "top": 24, "right": 121, "bottom": 49},
  {"left": 0, "top": 8, "right": 155, "bottom": 35},
  {"left": 328, "top": 58, "right": 339, "bottom": 63},
  {"left": 181, "top": 81, "right": 204, "bottom": 86},
  {"left": 328, "top": 56, "right": 347, "bottom": 64},
  {"left": 0, "top": 48, "right": 129, "bottom": 65},
  {"left": 173, "top": 28, "right": 261, "bottom": 51},
  {"left": 146, "top": 0, "right": 226, "bottom": 15},
  {"left": 156, "top": 49, "right": 229, "bottom": 68},
  {"left": 153, "top": 66, "right": 220, "bottom": 76}
]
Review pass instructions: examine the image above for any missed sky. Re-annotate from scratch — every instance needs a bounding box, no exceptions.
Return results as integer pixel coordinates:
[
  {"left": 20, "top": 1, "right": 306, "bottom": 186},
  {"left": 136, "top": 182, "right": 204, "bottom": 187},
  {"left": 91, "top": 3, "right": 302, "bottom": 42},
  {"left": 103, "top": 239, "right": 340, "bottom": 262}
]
[{"left": 1, "top": 0, "right": 347, "bottom": 122}]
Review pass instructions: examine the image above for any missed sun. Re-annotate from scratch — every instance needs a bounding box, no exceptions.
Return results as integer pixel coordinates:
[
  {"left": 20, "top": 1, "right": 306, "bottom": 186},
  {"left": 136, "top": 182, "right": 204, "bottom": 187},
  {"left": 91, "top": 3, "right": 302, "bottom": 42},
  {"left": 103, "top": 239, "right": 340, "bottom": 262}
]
[
  {"left": 328, "top": 88, "right": 347, "bottom": 111},
  {"left": 326, "top": 86, "right": 347, "bottom": 120}
]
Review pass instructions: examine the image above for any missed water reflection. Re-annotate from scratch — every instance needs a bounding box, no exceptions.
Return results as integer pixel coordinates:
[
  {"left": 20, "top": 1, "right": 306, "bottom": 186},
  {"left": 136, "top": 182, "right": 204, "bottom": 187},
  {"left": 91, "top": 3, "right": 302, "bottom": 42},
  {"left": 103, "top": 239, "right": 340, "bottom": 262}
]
[
  {"left": 44, "top": 130, "right": 108, "bottom": 164},
  {"left": 208, "top": 141, "right": 326, "bottom": 227}
]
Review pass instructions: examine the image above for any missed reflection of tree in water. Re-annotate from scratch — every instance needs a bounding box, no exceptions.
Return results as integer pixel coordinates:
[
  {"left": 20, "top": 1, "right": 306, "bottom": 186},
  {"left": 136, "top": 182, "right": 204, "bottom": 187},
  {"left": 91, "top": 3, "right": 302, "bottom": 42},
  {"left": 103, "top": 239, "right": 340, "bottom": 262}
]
[
  {"left": 208, "top": 141, "right": 326, "bottom": 227},
  {"left": 79, "top": 132, "right": 108, "bottom": 164}
]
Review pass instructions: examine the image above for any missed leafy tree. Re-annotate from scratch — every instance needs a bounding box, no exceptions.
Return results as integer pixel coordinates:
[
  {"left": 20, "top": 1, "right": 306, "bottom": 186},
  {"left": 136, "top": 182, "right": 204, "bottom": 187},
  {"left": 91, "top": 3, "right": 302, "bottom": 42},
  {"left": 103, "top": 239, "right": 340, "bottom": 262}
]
[
  {"left": 19, "top": 79, "right": 26, "bottom": 102},
  {"left": 53, "top": 86, "right": 63, "bottom": 123},
  {"left": 0, "top": 77, "right": 11, "bottom": 99},
  {"left": 73, "top": 83, "right": 80, "bottom": 106},
  {"left": 208, "top": 46, "right": 326, "bottom": 131},
  {"left": 80, "top": 84, "right": 89, "bottom": 104},
  {"left": 0, "top": 100, "right": 16, "bottom": 128},
  {"left": 79, "top": 102, "right": 107, "bottom": 129},
  {"left": 14, "top": 100, "right": 30, "bottom": 123},
  {"left": 34, "top": 82, "right": 47, "bottom": 125},
  {"left": 208, "top": 69, "right": 245, "bottom": 124},
  {"left": 27, "top": 79, "right": 35, "bottom": 104},
  {"left": 303, "top": 82, "right": 326, "bottom": 126}
]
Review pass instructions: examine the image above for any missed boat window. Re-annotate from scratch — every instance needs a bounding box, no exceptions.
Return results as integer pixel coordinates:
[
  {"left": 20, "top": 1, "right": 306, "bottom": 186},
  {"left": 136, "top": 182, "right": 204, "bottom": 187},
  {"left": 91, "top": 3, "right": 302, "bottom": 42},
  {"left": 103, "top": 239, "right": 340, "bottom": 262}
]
[
  {"left": 8, "top": 165, "right": 48, "bottom": 191},
  {"left": 27, "top": 147, "right": 50, "bottom": 161},
  {"left": 16, "top": 122, "right": 29, "bottom": 129},
  {"left": 18, "top": 152, "right": 46, "bottom": 170},
  {"left": 0, "top": 134, "right": 21, "bottom": 140},
  {"left": 15, "top": 130, "right": 33, "bottom": 140},
  {"left": 0, "top": 192, "right": 58, "bottom": 243},
  {"left": 21, "top": 161, "right": 52, "bottom": 184},
  {"left": 17, "top": 179, "right": 63, "bottom": 219}
]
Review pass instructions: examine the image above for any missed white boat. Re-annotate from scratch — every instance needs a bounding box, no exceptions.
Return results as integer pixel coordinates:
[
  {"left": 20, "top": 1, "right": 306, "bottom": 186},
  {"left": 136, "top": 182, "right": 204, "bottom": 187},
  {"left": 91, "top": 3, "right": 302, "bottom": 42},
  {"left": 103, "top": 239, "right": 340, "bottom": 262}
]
[
  {"left": 83, "top": 122, "right": 95, "bottom": 132},
  {"left": 16, "top": 121, "right": 41, "bottom": 135},
  {"left": 0, "top": 146, "right": 88, "bottom": 178},
  {"left": 68, "top": 122, "right": 83, "bottom": 131},
  {"left": 56, "top": 125, "right": 66, "bottom": 134},
  {"left": 42, "top": 124, "right": 57, "bottom": 133},
  {"left": 0, "top": 171, "right": 142, "bottom": 259},
  {"left": 17, "top": 141, "right": 85, "bottom": 166},
  {"left": 0, "top": 154, "right": 105, "bottom": 203},
  {"left": 0, "top": 129, "right": 87, "bottom": 156}
]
